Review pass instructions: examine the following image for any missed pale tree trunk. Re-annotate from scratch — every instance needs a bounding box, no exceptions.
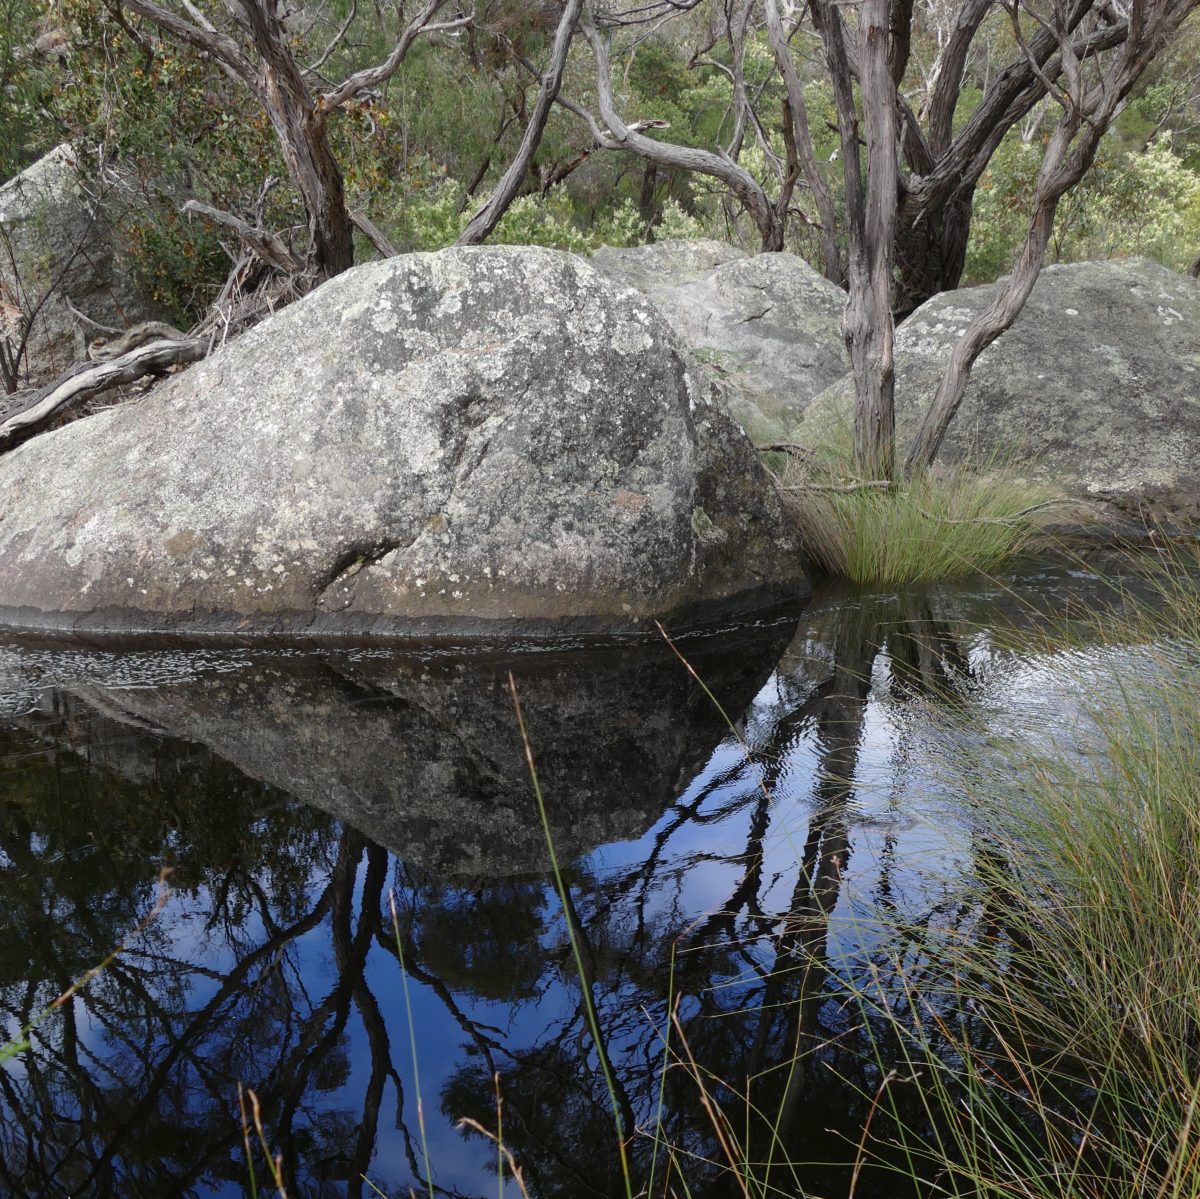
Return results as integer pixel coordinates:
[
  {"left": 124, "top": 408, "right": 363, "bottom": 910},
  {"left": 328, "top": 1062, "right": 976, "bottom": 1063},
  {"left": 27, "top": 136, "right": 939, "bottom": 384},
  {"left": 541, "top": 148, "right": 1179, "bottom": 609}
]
[
  {"left": 812, "top": 0, "right": 899, "bottom": 479},
  {"left": 852, "top": 0, "right": 900, "bottom": 479}
]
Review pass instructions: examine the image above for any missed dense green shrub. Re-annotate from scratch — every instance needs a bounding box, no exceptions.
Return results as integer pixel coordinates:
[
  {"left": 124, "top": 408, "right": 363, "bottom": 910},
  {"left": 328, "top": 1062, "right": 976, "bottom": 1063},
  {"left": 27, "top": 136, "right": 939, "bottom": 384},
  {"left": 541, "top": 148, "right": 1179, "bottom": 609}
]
[{"left": 968, "top": 127, "right": 1200, "bottom": 281}]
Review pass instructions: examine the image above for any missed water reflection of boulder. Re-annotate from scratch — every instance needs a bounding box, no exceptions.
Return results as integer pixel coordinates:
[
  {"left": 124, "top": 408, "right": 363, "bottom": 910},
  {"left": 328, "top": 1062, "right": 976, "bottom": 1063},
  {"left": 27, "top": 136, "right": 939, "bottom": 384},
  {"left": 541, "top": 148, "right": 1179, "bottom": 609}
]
[
  {"left": 777, "top": 559, "right": 1166, "bottom": 700},
  {"left": 65, "top": 619, "right": 797, "bottom": 878}
]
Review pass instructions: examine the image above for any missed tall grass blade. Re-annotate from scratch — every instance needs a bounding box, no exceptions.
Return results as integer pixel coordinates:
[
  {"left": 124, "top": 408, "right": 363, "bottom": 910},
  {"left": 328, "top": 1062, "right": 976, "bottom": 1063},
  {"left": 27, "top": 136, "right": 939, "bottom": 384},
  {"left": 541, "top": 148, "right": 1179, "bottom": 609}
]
[{"left": 508, "top": 671, "right": 635, "bottom": 1199}]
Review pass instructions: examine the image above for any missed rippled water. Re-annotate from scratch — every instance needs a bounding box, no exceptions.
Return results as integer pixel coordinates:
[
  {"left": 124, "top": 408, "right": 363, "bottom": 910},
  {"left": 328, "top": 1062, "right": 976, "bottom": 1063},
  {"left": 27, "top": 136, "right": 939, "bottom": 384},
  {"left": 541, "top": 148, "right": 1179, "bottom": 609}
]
[{"left": 0, "top": 558, "right": 1175, "bottom": 1198}]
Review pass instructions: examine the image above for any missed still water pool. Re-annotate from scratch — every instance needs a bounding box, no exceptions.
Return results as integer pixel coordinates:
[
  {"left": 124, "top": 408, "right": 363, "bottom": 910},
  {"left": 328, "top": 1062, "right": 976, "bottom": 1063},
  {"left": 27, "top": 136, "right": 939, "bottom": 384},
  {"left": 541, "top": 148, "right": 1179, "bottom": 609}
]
[{"left": 0, "top": 559, "right": 1164, "bottom": 1198}]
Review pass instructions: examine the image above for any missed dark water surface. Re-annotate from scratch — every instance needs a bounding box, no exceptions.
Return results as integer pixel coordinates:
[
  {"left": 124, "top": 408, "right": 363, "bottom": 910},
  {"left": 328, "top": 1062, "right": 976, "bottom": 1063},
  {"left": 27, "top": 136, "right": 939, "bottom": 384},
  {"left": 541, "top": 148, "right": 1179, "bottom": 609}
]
[{"left": 0, "top": 560, "right": 1162, "bottom": 1198}]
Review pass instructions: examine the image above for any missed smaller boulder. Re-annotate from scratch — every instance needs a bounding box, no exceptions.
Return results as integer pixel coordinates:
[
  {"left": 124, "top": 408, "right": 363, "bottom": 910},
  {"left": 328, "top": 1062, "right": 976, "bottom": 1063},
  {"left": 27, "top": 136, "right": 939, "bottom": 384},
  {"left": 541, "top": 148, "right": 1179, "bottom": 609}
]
[
  {"left": 591, "top": 240, "right": 849, "bottom": 445},
  {"left": 0, "top": 145, "right": 164, "bottom": 386},
  {"left": 804, "top": 259, "right": 1200, "bottom": 524}
]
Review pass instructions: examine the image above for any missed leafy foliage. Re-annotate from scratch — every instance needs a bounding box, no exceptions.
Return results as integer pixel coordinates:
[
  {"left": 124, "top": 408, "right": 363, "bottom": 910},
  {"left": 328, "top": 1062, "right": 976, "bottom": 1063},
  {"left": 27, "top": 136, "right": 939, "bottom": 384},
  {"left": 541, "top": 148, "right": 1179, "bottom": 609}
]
[
  {"left": 0, "top": 0, "right": 1196, "bottom": 335},
  {"left": 968, "top": 126, "right": 1200, "bottom": 280}
]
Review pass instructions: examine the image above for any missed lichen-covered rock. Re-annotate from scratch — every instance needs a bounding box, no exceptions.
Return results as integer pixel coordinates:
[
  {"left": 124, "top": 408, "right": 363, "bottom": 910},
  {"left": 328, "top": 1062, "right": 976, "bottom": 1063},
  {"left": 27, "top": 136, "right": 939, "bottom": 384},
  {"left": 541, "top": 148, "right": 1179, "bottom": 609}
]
[
  {"left": 590, "top": 237, "right": 747, "bottom": 292},
  {"left": 0, "top": 145, "right": 164, "bottom": 386},
  {"left": 591, "top": 240, "right": 849, "bottom": 444},
  {"left": 805, "top": 259, "right": 1200, "bottom": 522},
  {"left": 0, "top": 244, "right": 808, "bottom": 637}
]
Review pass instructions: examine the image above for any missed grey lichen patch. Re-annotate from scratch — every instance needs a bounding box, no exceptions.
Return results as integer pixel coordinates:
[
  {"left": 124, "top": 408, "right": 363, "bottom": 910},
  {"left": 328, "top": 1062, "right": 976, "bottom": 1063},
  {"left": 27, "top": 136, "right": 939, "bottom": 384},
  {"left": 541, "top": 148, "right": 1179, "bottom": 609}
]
[{"left": 590, "top": 242, "right": 849, "bottom": 446}]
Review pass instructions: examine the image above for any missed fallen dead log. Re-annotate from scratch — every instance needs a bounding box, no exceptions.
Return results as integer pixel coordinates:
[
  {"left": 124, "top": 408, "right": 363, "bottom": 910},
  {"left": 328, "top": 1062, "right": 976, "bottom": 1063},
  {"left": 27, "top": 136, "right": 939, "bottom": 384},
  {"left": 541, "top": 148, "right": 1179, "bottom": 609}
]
[
  {"left": 0, "top": 336, "right": 207, "bottom": 453},
  {"left": 782, "top": 479, "right": 895, "bottom": 493},
  {"left": 88, "top": 320, "right": 189, "bottom": 361}
]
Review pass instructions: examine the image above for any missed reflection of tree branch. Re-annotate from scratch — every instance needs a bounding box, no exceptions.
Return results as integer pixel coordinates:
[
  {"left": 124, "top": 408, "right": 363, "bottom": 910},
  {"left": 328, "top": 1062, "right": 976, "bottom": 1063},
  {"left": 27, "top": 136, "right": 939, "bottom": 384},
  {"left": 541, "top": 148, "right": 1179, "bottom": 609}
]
[
  {"left": 685, "top": 786, "right": 774, "bottom": 945},
  {"left": 378, "top": 873, "right": 507, "bottom": 1061},
  {"left": 558, "top": 885, "right": 638, "bottom": 1141},
  {"left": 342, "top": 845, "right": 397, "bottom": 1199},
  {"left": 73, "top": 881, "right": 336, "bottom": 1192},
  {"left": 722, "top": 610, "right": 877, "bottom": 1170},
  {"left": 270, "top": 832, "right": 370, "bottom": 1192},
  {"left": 599, "top": 752, "right": 761, "bottom": 921}
]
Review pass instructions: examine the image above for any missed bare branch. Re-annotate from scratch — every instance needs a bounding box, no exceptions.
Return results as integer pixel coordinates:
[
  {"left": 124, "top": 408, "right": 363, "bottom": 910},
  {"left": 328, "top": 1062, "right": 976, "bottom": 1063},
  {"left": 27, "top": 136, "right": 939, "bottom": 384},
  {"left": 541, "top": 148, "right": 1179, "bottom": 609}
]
[
  {"left": 122, "top": 0, "right": 255, "bottom": 82},
  {"left": 0, "top": 338, "right": 207, "bottom": 453},
  {"left": 459, "top": 0, "right": 584, "bottom": 245},
  {"left": 349, "top": 207, "right": 399, "bottom": 258},
  {"left": 764, "top": 0, "right": 844, "bottom": 281},
  {"left": 319, "top": 0, "right": 469, "bottom": 112},
  {"left": 906, "top": 0, "right": 1199, "bottom": 472},
  {"left": 926, "top": 0, "right": 995, "bottom": 154},
  {"left": 306, "top": 0, "right": 356, "bottom": 73},
  {"left": 182, "top": 199, "right": 306, "bottom": 274},
  {"left": 1006, "top": 0, "right": 1075, "bottom": 111},
  {"left": 580, "top": 6, "right": 778, "bottom": 247},
  {"left": 783, "top": 479, "right": 896, "bottom": 492}
]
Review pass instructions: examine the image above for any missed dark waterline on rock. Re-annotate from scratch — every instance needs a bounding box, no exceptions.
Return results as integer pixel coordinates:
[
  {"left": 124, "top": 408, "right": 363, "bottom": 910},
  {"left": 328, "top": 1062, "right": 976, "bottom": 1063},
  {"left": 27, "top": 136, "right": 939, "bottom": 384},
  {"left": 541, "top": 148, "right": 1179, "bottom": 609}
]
[{"left": 0, "top": 559, "right": 1169, "bottom": 1197}]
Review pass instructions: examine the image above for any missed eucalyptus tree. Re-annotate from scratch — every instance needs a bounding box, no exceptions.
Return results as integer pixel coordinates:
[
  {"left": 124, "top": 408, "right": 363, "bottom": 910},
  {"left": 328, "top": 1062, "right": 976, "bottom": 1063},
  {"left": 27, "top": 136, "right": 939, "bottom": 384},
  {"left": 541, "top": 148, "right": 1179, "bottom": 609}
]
[
  {"left": 906, "top": 0, "right": 1200, "bottom": 470},
  {"left": 113, "top": 0, "right": 471, "bottom": 279},
  {"left": 576, "top": 0, "right": 1197, "bottom": 477}
]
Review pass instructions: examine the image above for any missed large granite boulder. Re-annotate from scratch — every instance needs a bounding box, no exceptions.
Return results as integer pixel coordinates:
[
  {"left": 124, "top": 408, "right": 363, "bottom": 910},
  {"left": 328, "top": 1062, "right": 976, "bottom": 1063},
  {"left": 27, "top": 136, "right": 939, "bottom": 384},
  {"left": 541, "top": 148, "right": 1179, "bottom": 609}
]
[
  {"left": 0, "top": 245, "right": 808, "bottom": 637},
  {"left": 591, "top": 240, "right": 848, "bottom": 445},
  {"left": 805, "top": 259, "right": 1200, "bottom": 522},
  {"left": 0, "top": 145, "right": 164, "bottom": 386}
]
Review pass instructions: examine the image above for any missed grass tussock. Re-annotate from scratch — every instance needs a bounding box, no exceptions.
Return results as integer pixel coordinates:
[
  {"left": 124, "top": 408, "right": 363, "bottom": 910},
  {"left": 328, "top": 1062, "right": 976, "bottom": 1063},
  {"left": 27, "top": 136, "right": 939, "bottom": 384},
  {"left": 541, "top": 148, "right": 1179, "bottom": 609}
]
[
  {"left": 788, "top": 468, "right": 1049, "bottom": 584},
  {"left": 771, "top": 435, "right": 1064, "bottom": 584},
  {"left": 845, "top": 550, "right": 1200, "bottom": 1198}
]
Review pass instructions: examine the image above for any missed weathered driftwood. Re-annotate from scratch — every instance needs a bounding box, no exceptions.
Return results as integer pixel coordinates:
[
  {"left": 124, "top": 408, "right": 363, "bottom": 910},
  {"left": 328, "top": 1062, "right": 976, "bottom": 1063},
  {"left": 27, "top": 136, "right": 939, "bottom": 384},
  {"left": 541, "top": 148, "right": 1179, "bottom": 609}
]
[
  {"left": 87, "top": 320, "right": 188, "bottom": 361},
  {"left": 783, "top": 479, "right": 895, "bottom": 493},
  {"left": 0, "top": 336, "right": 206, "bottom": 452},
  {"left": 758, "top": 441, "right": 814, "bottom": 458}
]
